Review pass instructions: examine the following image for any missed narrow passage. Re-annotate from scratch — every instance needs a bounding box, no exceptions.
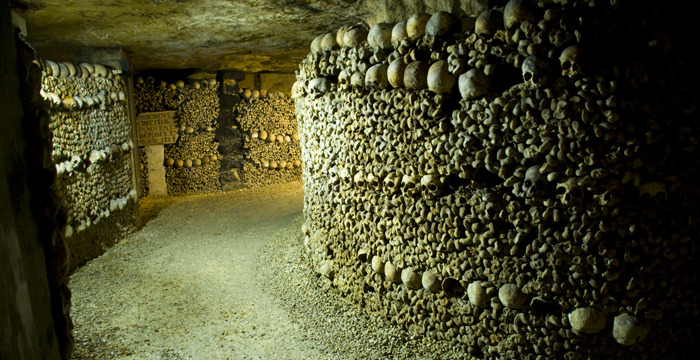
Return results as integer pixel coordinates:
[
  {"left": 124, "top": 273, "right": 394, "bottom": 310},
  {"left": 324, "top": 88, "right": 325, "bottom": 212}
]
[{"left": 70, "top": 182, "right": 466, "bottom": 360}]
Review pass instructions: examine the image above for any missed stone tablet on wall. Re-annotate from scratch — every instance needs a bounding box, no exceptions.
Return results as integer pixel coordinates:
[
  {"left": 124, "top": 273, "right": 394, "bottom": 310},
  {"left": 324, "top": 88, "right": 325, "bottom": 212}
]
[{"left": 136, "top": 111, "right": 179, "bottom": 145}]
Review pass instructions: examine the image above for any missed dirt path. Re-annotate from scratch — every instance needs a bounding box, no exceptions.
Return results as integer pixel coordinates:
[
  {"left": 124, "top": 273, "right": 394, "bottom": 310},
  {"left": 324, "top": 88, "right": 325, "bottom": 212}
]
[
  {"left": 70, "top": 181, "right": 469, "bottom": 360},
  {"left": 70, "top": 182, "right": 323, "bottom": 359}
]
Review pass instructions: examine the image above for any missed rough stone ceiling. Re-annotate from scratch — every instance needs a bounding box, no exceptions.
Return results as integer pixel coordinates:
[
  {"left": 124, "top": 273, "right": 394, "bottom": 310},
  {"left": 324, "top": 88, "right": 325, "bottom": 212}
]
[{"left": 11, "top": 0, "right": 490, "bottom": 73}]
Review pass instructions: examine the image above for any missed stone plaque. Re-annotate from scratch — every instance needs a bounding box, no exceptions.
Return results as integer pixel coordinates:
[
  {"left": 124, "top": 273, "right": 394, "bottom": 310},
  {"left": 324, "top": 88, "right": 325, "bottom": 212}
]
[{"left": 136, "top": 111, "right": 179, "bottom": 145}]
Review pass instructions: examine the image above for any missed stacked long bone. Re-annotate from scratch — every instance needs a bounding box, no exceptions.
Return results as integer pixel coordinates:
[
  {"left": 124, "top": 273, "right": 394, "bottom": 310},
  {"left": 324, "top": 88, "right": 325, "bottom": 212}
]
[
  {"left": 235, "top": 91, "right": 302, "bottom": 187},
  {"left": 135, "top": 77, "right": 222, "bottom": 195},
  {"left": 294, "top": 1, "right": 698, "bottom": 359},
  {"left": 41, "top": 59, "right": 136, "bottom": 238}
]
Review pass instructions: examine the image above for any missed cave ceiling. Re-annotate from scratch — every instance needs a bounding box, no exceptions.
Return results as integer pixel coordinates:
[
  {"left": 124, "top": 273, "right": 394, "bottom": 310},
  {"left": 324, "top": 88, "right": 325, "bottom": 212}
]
[{"left": 11, "top": 0, "right": 490, "bottom": 73}]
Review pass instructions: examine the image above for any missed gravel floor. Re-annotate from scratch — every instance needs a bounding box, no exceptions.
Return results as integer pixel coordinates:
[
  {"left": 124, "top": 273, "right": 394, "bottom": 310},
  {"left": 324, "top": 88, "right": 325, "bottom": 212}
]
[{"left": 69, "top": 181, "right": 470, "bottom": 359}]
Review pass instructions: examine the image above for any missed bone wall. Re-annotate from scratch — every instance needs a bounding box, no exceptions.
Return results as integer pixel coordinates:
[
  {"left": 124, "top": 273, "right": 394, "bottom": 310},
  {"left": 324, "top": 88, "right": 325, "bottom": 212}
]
[
  {"left": 295, "top": 1, "right": 699, "bottom": 359},
  {"left": 235, "top": 90, "right": 302, "bottom": 187},
  {"left": 135, "top": 76, "right": 222, "bottom": 195},
  {"left": 41, "top": 59, "right": 137, "bottom": 271}
]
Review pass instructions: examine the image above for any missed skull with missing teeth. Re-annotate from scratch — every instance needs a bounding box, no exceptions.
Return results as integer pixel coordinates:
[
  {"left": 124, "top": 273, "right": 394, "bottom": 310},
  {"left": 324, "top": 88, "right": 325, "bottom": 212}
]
[
  {"left": 383, "top": 173, "right": 401, "bottom": 195},
  {"left": 421, "top": 175, "right": 447, "bottom": 199},
  {"left": 522, "top": 56, "right": 547, "bottom": 87},
  {"left": 522, "top": 165, "right": 547, "bottom": 198},
  {"left": 559, "top": 45, "right": 582, "bottom": 78},
  {"left": 556, "top": 177, "right": 585, "bottom": 207},
  {"left": 401, "top": 174, "right": 420, "bottom": 196},
  {"left": 308, "top": 77, "right": 331, "bottom": 98}
]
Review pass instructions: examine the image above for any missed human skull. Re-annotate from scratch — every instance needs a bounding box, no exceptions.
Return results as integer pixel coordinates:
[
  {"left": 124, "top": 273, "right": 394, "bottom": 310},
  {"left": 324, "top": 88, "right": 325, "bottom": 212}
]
[
  {"left": 401, "top": 174, "right": 420, "bottom": 196},
  {"left": 310, "top": 33, "right": 325, "bottom": 54},
  {"left": 388, "top": 58, "right": 407, "bottom": 88},
  {"left": 458, "top": 68, "right": 489, "bottom": 100},
  {"left": 556, "top": 177, "right": 585, "bottom": 206},
  {"left": 336, "top": 25, "right": 350, "bottom": 47},
  {"left": 503, "top": 0, "right": 536, "bottom": 29},
  {"left": 366, "top": 172, "right": 381, "bottom": 188},
  {"left": 475, "top": 9, "right": 504, "bottom": 36},
  {"left": 391, "top": 21, "right": 408, "bottom": 48},
  {"left": 354, "top": 170, "right": 367, "bottom": 188},
  {"left": 593, "top": 179, "right": 622, "bottom": 206},
  {"left": 307, "top": 77, "right": 331, "bottom": 98},
  {"left": 339, "top": 165, "right": 355, "bottom": 187},
  {"left": 407, "top": 13, "right": 431, "bottom": 40},
  {"left": 320, "top": 32, "right": 339, "bottom": 52},
  {"left": 343, "top": 23, "right": 369, "bottom": 48},
  {"left": 291, "top": 80, "right": 306, "bottom": 99},
  {"left": 367, "top": 22, "right": 394, "bottom": 50},
  {"left": 383, "top": 173, "right": 401, "bottom": 195},
  {"left": 350, "top": 71, "right": 365, "bottom": 88},
  {"left": 568, "top": 307, "right": 606, "bottom": 335},
  {"left": 559, "top": 45, "right": 582, "bottom": 78},
  {"left": 338, "top": 69, "right": 351, "bottom": 90},
  {"left": 522, "top": 55, "right": 547, "bottom": 87},
  {"left": 365, "top": 64, "right": 389, "bottom": 89},
  {"left": 403, "top": 61, "right": 429, "bottom": 90},
  {"left": 523, "top": 165, "right": 547, "bottom": 198},
  {"left": 421, "top": 175, "right": 447, "bottom": 199},
  {"left": 425, "top": 11, "right": 458, "bottom": 38},
  {"left": 427, "top": 60, "right": 456, "bottom": 94},
  {"left": 613, "top": 313, "right": 650, "bottom": 346}
]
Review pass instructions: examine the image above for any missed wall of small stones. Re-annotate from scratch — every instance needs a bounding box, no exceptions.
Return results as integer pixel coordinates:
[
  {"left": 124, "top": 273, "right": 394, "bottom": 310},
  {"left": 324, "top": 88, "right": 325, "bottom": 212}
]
[
  {"left": 295, "top": 1, "right": 698, "bottom": 359},
  {"left": 235, "top": 90, "right": 302, "bottom": 187},
  {"left": 40, "top": 58, "right": 137, "bottom": 271},
  {"left": 135, "top": 76, "right": 221, "bottom": 195}
]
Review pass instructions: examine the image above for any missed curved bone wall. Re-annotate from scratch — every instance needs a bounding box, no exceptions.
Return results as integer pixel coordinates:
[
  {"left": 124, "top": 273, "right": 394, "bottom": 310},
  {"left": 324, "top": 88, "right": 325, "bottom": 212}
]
[
  {"left": 236, "top": 90, "right": 302, "bottom": 187},
  {"left": 41, "top": 59, "right": 137, "bottom": 270},
  {"left": 135, "top": 77, "right": 221, "bottom": 195},
  {"left": 294, "top": 1, "right": 698, "bottom": 359}
]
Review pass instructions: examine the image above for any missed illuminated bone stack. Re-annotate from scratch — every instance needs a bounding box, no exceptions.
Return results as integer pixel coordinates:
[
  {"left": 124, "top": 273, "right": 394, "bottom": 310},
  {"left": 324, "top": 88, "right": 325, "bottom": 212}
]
[
  {"left": 294, "top": 1, "right": 699, "bottom": 359},
  {"left": 135, "top": 77, "right": 222, "bottom": 195},
  {"left": 236, "top": 90, "right": 302, "bottom": 187},
  {"left": 41, "top": 59, "right": 136, "bottom": 267}
]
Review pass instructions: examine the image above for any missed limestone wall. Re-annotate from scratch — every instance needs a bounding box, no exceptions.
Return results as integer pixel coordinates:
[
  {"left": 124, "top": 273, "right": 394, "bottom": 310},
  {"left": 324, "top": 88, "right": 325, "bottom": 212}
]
[
  {"left": 295, "top": 1, "right": 699, "bottom": 359},
  {"left": 135, "top": 76, "right": 221, "bottom": 195},
  {"left": 1, "top": 9, "right": 64, "bottom": 358},
  {"left": 41, "top": 59, "right": 137, "bottom": 270}
]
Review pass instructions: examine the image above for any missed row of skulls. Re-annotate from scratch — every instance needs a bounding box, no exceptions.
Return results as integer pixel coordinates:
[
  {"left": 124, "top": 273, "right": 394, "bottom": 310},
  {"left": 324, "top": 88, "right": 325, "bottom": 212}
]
[
  {"left": 40, "top": 58, "right": 137, "bottom": 238},
  {"left": 294, "top": 0, "right": 699, "bottom": 358}
]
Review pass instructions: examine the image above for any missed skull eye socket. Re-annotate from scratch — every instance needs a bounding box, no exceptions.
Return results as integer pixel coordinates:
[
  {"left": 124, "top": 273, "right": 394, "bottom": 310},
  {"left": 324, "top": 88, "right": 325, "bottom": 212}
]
[
  {"left": 572, "top": 188, "right": 583, "bottom": 198},
  {"left": 562, "top": 61, "right": 572, "bottom": 70},
  {"left": 556, "top": 186, "right": 567, "bottom": 195},
  {"left": 524, "top": 72, "right": 533, "bottom": 82},
  {"left": 428, "top": 184, "right": 438, "bottom": 192},
  {"left": 534, "top": 180, "right": 545, "bottom": 189},
  {"left": 524, "top": 180, "right": 533, "bottom": 187}
]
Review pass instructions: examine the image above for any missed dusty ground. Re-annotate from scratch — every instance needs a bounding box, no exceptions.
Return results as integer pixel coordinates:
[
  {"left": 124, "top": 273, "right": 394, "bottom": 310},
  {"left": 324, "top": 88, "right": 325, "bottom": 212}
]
[{"left": 69, "top": 181, "right": 468, "bottom": 360}]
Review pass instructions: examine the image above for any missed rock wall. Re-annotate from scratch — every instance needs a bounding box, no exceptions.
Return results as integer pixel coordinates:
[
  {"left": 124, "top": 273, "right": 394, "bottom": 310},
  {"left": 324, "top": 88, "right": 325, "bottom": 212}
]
[
  {"left": 235, "top": 90, "right": 302, "bottom": 187},
  {"left": 1, "top": 10, "right": 64, "bottom": 358},
  {"left": 135, "top": 76, "right": 222, "bottom": 195},
  {"left": 40, "top": 58, "right": 137, "bottom": 271},
  {"left": 295, "top": 1, "right": 699, "bottom": 359}
]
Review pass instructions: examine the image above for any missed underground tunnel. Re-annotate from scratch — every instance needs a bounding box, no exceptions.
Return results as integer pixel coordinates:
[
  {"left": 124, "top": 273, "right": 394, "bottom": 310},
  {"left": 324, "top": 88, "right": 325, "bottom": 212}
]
[{"left": 1, "top": 0, "right": 699, "bottom": 359}]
